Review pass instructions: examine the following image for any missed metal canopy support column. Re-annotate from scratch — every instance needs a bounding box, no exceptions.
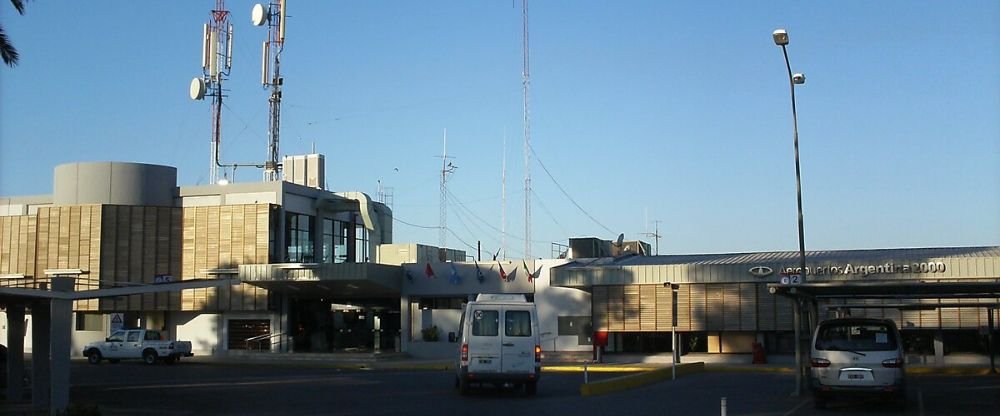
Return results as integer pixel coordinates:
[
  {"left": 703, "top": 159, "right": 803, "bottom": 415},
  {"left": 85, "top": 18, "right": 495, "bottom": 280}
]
[
  {"left": 989, "top": 307, "right": 996, "bottom": 374},
  {"left": 5, "top": 303, "right": 25, "bottom": 402},
  {"left": 31, "top": 302, "right": 51, "bottom": 411},
  {"left": 49, "top": 277, "right": 74, "bottom": 415},
  {"left": 792, "top": 298, "right": 803, "bottom": 397}
]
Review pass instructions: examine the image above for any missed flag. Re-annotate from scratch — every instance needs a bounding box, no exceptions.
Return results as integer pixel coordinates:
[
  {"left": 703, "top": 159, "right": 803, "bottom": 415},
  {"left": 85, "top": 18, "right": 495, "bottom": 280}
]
[
  {"left": 507, "top": 268, "right": 517, "bottom": 282},
  {"left": 474, "top": 261, "right": 485, "bottom": 284},
  {"left": 449, "top": 262, "right": 462, "bottom": 285},
  {"left": 425, "top": 263, "right": 435, "bottom": 279},
  {"left": 523, "top": 260, "right": 535, "bottom": 283},
  {"left": 498, "top": 261, "right": 507, "bottom": 282},
  {"left": 405, "top": 268, "right": 414, "bottom": 283}
]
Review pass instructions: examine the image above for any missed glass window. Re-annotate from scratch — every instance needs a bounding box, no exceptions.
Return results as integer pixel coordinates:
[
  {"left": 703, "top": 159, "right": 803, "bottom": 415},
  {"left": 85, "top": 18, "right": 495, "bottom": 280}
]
[
  {"left": 505, "top": 310, "right": 532, "bottom": 337},
  {"left": 126, "top": 331, "right": 141, "bottom": 342},
  {"left": 285, "top": 213, "right": 315, "bottom": 262},
  {"left": 322, "top": 218, "right": 334, "bottom": 263},
  {"left": 471, "top": 310, "right": 499, "bottom": 336},
  {"left": 144, "top": 331, "right": 161, "bottom": 341},
  {"left": 355, "top": 220, "right": 369, "bottom": 262},
  {"left": 107, "top": 331, "right": 125, "bottom": 342},
  {"left": 815, "top": 322, "right": 898, "bottom": 351}
]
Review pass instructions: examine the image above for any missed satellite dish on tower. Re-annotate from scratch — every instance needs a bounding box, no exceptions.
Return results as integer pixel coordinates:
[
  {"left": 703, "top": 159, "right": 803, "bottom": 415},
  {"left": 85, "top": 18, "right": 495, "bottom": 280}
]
[
  {"left": 189, "top": 77, "right": 206, "bottom": 100},
  {"left": 251, "top": 4, "right": 268, "bottom": 26}
]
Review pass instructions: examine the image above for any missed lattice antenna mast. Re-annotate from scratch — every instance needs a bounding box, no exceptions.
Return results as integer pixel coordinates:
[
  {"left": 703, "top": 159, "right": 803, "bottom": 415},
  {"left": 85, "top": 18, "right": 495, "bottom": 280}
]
[
  {"left": 522, "top": 0, "right": 532, "bottom": 259},
  {"left": 641, "top": 220, "right": 663, "bottom": 255},
  {"left": 189, "top": 1, "right": 234, "bottom": 185},
  {"left": 252, "top": 1, "right": 287, "bottom": 182},
  {"left": 439, "top": 129, "right": 457, "bottom": 249}
]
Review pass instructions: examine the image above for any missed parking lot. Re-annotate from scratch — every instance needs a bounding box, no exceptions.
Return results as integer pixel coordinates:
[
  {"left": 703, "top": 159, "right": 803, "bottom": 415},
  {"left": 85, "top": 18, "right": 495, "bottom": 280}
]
[{"left": 4, "top": 360, "right": 999, "bottom": 415}]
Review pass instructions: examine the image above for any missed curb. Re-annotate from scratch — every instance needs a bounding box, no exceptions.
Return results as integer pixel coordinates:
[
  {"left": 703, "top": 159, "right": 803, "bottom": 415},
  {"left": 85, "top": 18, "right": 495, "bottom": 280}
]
[{"left": 579, "top": 362, "right": 705, "bottom": 396}]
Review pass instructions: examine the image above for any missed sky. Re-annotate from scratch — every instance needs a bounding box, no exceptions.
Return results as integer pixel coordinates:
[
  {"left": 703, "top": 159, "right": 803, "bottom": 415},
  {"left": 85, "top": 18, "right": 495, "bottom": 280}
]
[{"left": 1, "top": 1, "right": 998, "bottom": 259}]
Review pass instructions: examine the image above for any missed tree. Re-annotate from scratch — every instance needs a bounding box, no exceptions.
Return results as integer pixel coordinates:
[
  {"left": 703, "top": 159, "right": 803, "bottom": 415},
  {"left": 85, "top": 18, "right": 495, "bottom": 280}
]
[{"left": 1, "top": 0, "right": 26, "bottom": 67}]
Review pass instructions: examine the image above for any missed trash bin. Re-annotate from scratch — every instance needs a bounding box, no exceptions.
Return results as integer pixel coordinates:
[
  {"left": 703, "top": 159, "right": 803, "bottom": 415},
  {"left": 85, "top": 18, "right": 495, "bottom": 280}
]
[{"left": 448, "top": 332, "right": 457, "bottom": 343}]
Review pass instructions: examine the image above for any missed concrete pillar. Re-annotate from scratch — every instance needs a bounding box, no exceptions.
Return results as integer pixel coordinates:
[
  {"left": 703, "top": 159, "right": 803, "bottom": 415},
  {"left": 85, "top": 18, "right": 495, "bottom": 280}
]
[
  {"left": 934, "top": 330, "right": 945, "bottom": 366},
  {"left": 399, "top": 295, "right": 409, "bottom": 353},
  {"left": 31, "top": 303, "right": 51, "bottom": 410},
  {"left": 5, "top": 303, "right": 25, "bottom": 402},
  {"left": 280, "top": 293, "right": 291, "bottom": 352},
  {"left": 50, "top": 277, "right": 74, "bottom": 415}
]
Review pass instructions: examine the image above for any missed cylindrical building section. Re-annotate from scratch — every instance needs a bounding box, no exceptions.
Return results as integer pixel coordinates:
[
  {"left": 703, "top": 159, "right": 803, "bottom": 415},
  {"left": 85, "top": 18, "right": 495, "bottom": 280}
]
[{"left": 53, "top": 162, "right": 177, "bottom": 207}]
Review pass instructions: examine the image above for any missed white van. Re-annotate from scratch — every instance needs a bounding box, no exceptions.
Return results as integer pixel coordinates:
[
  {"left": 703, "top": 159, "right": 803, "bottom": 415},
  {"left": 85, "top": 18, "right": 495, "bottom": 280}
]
[
  {"left": 809, "top": 318, "right": 906, "bottom": 409},
  {"left": 455, "top": 294, "right": 541, "bottom": 395}
]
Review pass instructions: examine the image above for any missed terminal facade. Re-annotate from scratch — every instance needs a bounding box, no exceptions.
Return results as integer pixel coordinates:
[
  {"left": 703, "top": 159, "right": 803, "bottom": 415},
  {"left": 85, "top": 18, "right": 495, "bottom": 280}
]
[{"left": 1, "top": 161, "right": 998, "bottom": 361}]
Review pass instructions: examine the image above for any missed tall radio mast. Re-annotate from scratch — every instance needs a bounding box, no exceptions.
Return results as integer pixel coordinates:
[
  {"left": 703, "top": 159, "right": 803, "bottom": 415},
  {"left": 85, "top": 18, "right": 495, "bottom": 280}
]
[
  {"left": 521, "top": 0, "right": 532, "bottom": 259},
  {"left": 439, "top": 129, "right": 457, "bottom": 251},
  {"left": 189, "top": 0, "right": 233, "bottom": 185},
  {"left": 252, "top": 1, "right": 288, "bottom": 182}
]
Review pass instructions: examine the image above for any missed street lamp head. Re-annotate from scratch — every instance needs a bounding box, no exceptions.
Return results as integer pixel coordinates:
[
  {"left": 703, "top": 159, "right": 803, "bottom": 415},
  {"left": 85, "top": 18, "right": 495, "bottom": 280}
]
[
  {"left": 792, "top": 73, "right": 806, "bottom": 85},
  {"left": 773, "top": 29, "right": 789, "bottom": 46}
]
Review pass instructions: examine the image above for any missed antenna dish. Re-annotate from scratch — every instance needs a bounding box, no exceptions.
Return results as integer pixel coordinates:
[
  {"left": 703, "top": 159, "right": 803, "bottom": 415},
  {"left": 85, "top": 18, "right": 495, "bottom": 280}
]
[
  {"left": 251, "top": 4, "right": 268, "bottom": 26},
  {"left": 189, "top": 77, "right": 206, "bottom": 100},
  {"left": 615, "top": 233, "right": 625, "bottom": 247}
]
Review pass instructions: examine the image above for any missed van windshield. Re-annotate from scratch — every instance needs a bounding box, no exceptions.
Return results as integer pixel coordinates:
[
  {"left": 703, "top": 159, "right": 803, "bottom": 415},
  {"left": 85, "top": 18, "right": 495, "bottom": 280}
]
[{"left": 815, "top": 322, "right": 898, "bottom": 351}]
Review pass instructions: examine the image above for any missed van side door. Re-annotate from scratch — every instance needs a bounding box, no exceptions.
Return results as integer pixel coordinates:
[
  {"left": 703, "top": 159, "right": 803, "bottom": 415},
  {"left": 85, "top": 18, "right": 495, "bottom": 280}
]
[
  {"left": 501, "top": 306, "right": 535, "bottom": 374},
  {"left": 466, "top": 306, "right": 502, "bottom": 374}
]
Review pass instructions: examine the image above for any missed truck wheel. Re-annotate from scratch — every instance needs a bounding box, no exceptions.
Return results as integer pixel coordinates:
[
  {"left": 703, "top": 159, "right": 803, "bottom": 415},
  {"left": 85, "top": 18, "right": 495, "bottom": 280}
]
[
  {"left": 142, "top": 350, "right": 158, "bottom": 365},
  {"left": 525, "top": 380, "right": 537, "bottom": 396},
  {"left": 86, "top": 350, "right": 102, "bottom": 365}
]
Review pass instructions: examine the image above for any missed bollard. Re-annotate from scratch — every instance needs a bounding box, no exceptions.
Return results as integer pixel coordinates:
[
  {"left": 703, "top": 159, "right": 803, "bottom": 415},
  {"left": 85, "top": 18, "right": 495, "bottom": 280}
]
[
  {"left": 721, "top": 397, "right": 727, "bottom": 416},
  {"left": 584, "top": 361, "right": 590, "bottom": 384}
]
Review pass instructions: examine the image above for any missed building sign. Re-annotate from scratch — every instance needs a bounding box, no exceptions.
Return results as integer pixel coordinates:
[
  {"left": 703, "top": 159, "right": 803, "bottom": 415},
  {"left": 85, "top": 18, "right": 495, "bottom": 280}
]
[
  {"left": 748, "top": 266, "right": 774, "bottom": 278},
  {"left": 110, "top": 313, "right": 124, "bottom": 333},
  {"left": 782, "top": 261, "right": 947, "bottom": 277}
]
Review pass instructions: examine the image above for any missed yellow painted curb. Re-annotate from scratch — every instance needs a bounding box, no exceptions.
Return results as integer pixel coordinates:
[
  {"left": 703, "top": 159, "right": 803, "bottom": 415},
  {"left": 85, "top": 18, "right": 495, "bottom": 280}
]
[
  {"left": 579, "top": 362, "right": 705, "bottom": 396},
  {"left": 543, "top": 365, "right": 657, "bottom": 373}
]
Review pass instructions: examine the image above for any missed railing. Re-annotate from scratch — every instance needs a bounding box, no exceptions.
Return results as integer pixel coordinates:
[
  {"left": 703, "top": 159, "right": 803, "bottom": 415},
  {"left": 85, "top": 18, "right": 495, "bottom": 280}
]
[{"left": 245, "top": 332, "right": 286, "bottom": 351}]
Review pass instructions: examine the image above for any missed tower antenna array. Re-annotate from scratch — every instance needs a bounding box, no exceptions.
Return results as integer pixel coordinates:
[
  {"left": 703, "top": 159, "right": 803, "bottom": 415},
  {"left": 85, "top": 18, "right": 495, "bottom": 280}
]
[
  {"left": 438, "top": 129, "right": 457, "bottom": 251},
  {"left": 189, "top": 0, "right": 234, "bottom": 184},
  {"left": 253, "top": 1, "right": 288, "bottom": 182}
]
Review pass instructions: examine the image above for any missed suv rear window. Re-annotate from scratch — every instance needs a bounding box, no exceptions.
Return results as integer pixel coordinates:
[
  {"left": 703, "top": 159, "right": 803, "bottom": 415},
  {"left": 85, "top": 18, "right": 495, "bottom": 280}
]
[{"left": 815, "top": 322, "right": 898, "bottom": 351}]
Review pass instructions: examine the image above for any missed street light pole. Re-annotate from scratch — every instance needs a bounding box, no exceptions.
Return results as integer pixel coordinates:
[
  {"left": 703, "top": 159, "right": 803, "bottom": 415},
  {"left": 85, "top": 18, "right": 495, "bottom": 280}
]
[{"left": 773, "top": 28, "right": 808, "bottom": 397}]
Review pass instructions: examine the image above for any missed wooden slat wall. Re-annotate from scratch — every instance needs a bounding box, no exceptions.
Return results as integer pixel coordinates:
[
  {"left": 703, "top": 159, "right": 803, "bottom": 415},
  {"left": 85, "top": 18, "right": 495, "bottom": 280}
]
[
  {"left": 676, "top": 284, "right": 691, "bottom": 331},
  {"left": 592, "top": 286, "right": 608, "bottom": 331},
  {"left": 0, "top": 215, "right": 37, "bottom": 284},
  {"left": 739, "top": 283, "right": 757, "bottom": 330},
  {"left": 722, "top": 284, "right": 741, "bottom": 331},
  {"left": 689, "top": 284, "right": 706, "bottom": 331},
  {"left": 757, "top": 283, "right": 776, "bottom": 331},
  {"left": 25, "top": 206, "right": 102, "bottom": 310},
  {"left": 93, "top": 205, "right": 179, "bottom": 312},
  {"left": 639, "top": 285, "right": 656, "bottom": 331},
  {"left": 706, "top": 285, "right": 724, "bottom": 330},
  {"left": 654, "top": 285, "right": 672, "bottom": 331},
  {"left": 608, "top": 285, "right": 624, "bottom": 331},
  {"left": 623, "top": 285, "right": 640, "bottom": 331},
  {"left": 180, "top": 204, "right": 272, "bottom": 313}
]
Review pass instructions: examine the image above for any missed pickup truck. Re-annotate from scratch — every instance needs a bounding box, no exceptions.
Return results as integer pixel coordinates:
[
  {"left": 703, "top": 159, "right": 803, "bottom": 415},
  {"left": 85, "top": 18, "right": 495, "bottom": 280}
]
[{"left": 83, "top": 329, "right": 193, "bottom": 365}]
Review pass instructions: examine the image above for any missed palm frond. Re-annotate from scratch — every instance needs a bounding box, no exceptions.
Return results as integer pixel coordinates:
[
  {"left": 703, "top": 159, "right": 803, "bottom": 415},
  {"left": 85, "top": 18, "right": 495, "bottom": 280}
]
[{"left": 0, "top": 27, "right": 19, "bottom": 67}]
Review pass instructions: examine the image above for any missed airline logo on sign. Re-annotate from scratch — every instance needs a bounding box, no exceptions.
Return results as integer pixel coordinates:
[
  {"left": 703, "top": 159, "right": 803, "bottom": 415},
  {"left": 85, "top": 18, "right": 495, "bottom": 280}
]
[{"left": 748, "top": 266, "right": 774, "bottom": 278}]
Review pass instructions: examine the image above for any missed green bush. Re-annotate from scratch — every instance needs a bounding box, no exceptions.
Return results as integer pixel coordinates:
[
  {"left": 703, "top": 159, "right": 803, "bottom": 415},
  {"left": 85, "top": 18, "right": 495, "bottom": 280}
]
[{"left": 421, "top": 325, "right": 439, "bottom": 342}]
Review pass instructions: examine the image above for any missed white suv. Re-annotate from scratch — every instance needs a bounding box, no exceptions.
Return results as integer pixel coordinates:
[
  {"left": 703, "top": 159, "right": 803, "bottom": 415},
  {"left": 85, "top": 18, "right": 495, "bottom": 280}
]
[{"left": 809, "top": 318, "right": 906, "bottom": 409}]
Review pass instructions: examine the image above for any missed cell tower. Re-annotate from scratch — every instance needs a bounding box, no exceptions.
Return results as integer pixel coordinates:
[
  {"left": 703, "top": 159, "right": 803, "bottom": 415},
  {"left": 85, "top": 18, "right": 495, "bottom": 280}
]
[
  {"left": 252, "top": 1, "right": 287, "bottom": 182},
  {"left": 189, "top": 0, "right": 234, "bottom": 185},
  {"left": 439, "top": 129, "right": 457, "bottom": 250},
  {"left": 521, "top": 0, "right": 532, "bottom": 259}
]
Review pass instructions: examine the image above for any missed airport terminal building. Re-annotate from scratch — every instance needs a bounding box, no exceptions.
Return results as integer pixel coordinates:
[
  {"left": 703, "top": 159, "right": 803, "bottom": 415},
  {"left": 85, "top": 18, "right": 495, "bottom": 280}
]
[{"left": 2, "top": 161, "right": 998, "bottom": 362}]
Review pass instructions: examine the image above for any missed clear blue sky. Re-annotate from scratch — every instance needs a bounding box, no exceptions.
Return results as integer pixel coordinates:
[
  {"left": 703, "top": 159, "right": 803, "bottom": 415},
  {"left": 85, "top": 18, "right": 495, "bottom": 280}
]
[{"left": 2, "top": 1, "right": 998, "bottom": 258}]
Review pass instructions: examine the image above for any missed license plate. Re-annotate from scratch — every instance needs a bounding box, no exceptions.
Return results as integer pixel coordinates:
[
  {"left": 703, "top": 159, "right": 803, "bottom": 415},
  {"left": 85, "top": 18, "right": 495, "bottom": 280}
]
[
  {"left": 848, "top": 374, "right": 864, "bottom": 379},
  {"left": 479, "top": 359, "right": 492, "bottom": 364},
  {"left": 839, "top": 371, "right": 871, "bottom": 381}
]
